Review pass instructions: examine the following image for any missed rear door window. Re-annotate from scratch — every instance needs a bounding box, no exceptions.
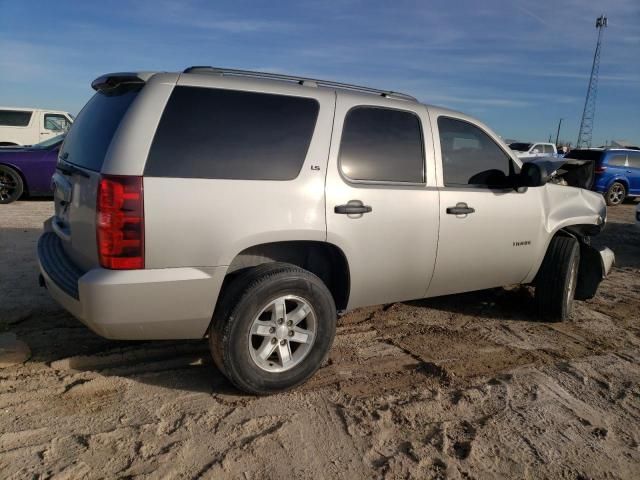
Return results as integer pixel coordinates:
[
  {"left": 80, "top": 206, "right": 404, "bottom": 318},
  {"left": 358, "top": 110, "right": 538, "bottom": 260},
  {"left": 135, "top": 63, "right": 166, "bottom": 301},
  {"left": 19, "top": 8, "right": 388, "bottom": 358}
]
[
  {"left": 339, "top": 106, "right": 424, "bottom": 183},
  {"left": 145, "top": 87, "right": 319, "bottom": 180},
  {"left": 61, "top": 86, "right": 141, "bottom": 172},
  {"left": 0, "top": 110, "right": 32, "bottom": 127},
  {"left": 438, "top": 117, "right": 512, "bottom": 187}
]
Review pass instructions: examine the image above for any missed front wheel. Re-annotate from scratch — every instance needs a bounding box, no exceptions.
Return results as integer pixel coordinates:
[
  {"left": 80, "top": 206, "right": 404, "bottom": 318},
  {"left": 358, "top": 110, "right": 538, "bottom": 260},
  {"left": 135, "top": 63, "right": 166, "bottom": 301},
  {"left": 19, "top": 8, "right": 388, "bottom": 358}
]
[
  {"left": 534, "top": 236, "right": 580, "bottom": 322},
  {"left": 0, "top": 165, "right": 24, "bottom": 204},
  {"left": 605, "top": 181, "right": 626, "bottom": 206},
  {"left": 209, "top": 263, "right": 337, "bottom": 395}
]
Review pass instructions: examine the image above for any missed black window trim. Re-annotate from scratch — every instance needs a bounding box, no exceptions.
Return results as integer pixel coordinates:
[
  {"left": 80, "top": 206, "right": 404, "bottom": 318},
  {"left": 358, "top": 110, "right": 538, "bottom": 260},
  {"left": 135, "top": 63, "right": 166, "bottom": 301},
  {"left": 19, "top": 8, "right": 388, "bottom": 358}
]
[
  {"left": 437, "top": 115, "right": 516, "bottom": 190},
  {"left": 337, "top": 104, "right": 427, "bottom": 187}
]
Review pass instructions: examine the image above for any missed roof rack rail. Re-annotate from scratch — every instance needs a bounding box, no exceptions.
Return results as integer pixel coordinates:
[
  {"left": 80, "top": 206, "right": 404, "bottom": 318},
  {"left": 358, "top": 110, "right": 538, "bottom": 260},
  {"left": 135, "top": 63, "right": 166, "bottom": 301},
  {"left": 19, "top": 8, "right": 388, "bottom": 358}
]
[{"left": 183, "top": 66, "right": 417, "bottom": 101}]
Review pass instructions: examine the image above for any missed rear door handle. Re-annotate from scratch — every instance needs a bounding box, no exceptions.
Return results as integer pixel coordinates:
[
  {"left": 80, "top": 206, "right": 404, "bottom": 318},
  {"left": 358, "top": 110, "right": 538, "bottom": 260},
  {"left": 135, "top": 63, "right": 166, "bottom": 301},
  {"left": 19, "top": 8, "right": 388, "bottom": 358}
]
[
  {"left": 335, "top": 200, "right": 372, "bottom": 215},
  {"left": 446, "top": 203, "right": 475, "bottom": 215}
]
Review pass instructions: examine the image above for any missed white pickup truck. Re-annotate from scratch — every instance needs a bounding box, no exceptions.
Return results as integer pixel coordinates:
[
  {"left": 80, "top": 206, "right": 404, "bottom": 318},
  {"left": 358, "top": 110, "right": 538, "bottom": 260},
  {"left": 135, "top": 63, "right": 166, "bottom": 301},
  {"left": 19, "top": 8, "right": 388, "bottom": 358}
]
[
  {"left": 509, "top": 142, "right": 558, "bottom": 159},
  {"left": 0, "top": 107, "right": 73, "bottom": 146}
]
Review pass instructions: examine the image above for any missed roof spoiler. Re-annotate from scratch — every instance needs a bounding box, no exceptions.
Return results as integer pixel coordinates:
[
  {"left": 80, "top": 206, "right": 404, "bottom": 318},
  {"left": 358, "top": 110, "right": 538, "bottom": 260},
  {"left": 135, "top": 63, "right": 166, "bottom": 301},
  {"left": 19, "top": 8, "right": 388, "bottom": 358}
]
[{"left": 91, "top": 72, "right": 156, "bottom": 91}]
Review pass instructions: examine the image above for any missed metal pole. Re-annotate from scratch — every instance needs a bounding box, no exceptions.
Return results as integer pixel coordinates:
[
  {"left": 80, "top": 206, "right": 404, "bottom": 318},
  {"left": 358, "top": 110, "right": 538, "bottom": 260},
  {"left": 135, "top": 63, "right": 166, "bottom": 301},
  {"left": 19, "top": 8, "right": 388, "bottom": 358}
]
[{"left": 555, "top": 118, "right": 563, "bottom": 145}]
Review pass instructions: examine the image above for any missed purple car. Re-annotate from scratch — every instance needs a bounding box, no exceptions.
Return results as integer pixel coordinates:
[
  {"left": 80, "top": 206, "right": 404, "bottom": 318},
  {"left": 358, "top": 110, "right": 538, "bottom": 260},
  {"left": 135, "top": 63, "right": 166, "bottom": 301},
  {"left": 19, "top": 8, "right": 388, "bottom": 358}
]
[{"left": 0, "top": 134, "right": 64, "bottom": 204}]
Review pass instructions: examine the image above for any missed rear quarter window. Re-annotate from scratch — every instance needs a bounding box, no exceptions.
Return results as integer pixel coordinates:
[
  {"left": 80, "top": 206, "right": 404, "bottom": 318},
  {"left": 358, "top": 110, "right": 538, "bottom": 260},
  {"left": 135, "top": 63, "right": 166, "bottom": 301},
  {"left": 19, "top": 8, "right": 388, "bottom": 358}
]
[
  {"left": 0, "top": 110, "right": 32, "bottom": 127},
  {"left": 144, "top": 87, "right": 320, "bottom": 180},
  {"left": 627, "top": 152, "right": 640, "bottom": 168}
]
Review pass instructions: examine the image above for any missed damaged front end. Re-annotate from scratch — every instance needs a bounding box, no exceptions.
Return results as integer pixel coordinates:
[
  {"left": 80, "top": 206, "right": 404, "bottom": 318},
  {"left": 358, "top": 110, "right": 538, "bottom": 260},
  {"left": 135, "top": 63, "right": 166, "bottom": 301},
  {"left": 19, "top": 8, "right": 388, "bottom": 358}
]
[
  {"left": 571, "top": 236, "right": 615, "bottom": 300},
  {"left": 526, "top": 157, "right": 595, "bottom": 189},
  {"left": 533, "top": 167, "right": 615, "bottom": 300}
]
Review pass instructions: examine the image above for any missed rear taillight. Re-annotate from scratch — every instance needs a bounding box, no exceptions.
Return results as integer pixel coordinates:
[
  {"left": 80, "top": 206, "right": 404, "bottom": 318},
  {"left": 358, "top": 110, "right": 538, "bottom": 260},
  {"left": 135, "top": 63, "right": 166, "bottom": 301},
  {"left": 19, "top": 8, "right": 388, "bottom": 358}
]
[
  {"left": 595, "top": 165, "right": 608, "bottom": 174},
  {"left": 97, "top": 175, "right": 144, "bottom": 269}
]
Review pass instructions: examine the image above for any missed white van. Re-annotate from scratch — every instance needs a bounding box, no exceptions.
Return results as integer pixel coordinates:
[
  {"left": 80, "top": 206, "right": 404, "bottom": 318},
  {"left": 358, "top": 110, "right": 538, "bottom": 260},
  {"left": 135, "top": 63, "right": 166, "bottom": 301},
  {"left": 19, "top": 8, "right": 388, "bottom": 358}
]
[{"left": 0, "top": 107, "right": 74, "bottom": 146}]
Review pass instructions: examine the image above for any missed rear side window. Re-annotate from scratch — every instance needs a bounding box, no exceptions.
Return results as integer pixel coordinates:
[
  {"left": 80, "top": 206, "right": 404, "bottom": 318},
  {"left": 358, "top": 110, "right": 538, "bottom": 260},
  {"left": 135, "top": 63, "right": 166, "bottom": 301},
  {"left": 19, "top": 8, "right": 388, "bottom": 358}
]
[
  {"left": 61, "top": 86, "right": 140, "bottom": 171},
  {"left": 438, "top": 117, "right": 511, "bottom": 187},
  {"left": 145, "top": 87, "right": 319, "bottom": 180},
  {"left": 0, "top": 110, "right": 32, "bottom": 127},
  {"left": 339, "top": 106, "right": 424, "bottom": 183},
  {"left": 607, "top": 154, "right": 627, "bottom": 167}
]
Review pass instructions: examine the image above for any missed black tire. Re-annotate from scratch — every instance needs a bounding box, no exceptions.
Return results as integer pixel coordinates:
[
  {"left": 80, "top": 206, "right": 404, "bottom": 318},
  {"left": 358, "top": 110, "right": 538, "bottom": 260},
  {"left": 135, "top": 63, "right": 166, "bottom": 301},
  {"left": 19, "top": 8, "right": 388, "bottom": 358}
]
[
  {"left": 209, "top": 262, "right": 337, "bottom": 395},
  {"left": 0, "top": 165, "right": 24, "bottom": 204},
  {"left": 605, "top": 181, "right": 626, "bottom": 206},
  {"left": 535, "top": 236, "right": 580, "bottom": 322}
]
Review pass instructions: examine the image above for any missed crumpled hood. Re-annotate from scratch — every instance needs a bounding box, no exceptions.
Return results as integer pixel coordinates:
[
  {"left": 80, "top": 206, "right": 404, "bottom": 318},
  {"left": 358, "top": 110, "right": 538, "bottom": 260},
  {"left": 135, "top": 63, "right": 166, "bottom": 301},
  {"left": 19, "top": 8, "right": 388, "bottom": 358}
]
[{"left": 526, "top": 157, "right": 594, "bottom": 190}]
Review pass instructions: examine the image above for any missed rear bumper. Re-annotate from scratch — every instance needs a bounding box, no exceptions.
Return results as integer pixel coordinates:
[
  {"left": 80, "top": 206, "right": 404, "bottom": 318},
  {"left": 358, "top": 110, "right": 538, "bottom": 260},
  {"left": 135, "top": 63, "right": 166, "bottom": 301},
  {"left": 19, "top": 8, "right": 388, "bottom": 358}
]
[{"left": 38, "top": 231, "right": 227, "bottom": 340}]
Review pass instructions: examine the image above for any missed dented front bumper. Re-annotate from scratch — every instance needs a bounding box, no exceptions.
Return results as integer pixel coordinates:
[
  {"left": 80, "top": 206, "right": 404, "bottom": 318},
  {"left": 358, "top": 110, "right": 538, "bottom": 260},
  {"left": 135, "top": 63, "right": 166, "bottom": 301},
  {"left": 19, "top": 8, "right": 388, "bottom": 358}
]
[{"left": 575, "top": 244, "right": 615, "bottom": 300}]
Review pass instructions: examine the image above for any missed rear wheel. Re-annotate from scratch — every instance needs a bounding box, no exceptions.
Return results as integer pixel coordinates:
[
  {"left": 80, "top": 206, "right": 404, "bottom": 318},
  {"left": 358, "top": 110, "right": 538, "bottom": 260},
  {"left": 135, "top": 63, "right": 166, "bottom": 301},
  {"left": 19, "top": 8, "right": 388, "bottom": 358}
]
[
  {"left": 534, "top": 236, "right": 580, "bottom": 322},
  {"left": 605, "top": 181, "right": 626, "bottom": 206},
  {"left": 0, "top": 165, "right": 24, "bottom": 204},
  {"left": 209, "top": 262, "right": 337, "bottom": 395}
]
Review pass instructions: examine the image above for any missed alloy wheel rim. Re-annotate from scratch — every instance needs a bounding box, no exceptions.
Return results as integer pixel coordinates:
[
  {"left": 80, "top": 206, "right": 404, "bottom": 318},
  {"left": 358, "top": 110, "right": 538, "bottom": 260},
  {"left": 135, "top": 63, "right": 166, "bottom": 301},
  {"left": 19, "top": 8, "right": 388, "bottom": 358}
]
[
  {"left": 0, "top": 171, "right": 18, "bottom": 201},
  {"left": 608, "top": 184, "right": 624, "bottom": 204},
  {"left": 248, "top": 295, "right": 317, "bottom": 373}
]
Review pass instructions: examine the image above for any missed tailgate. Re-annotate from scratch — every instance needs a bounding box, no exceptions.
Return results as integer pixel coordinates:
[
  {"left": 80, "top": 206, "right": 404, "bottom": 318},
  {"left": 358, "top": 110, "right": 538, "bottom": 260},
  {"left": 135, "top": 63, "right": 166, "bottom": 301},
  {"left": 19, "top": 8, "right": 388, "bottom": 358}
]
[
  {"left": 52, "top": 169, "right": 101, "bottom": 270},
  {"left": 52, "top": 83, "right": 143, "bottom": 271}
]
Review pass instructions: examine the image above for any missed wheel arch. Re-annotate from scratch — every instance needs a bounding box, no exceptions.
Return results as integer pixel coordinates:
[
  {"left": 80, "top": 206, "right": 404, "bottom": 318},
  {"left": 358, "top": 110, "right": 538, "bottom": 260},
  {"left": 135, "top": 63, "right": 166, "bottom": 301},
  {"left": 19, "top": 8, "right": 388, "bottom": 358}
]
[
  {"left": 606, "top": 176, "right": 629, "bottom": 191},
  {"left": 529, "top": 225, "right": 605, "bottom": 300},
  {"left": 223, "top": 240, "right": 351, "bottom": 312},
  {"left": 0, "top": 162, "right": 28, "bottom": 195}
]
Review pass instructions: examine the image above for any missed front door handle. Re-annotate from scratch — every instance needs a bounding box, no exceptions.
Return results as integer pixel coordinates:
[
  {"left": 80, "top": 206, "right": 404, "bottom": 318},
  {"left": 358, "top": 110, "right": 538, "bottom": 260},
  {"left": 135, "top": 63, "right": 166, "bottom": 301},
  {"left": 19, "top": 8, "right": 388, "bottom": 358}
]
[
  {"left": 446, "top": 202, "right": 475, "bottom": 215},
  {"left": 335, "top": 200, "right": 372, "bottom": 215}
]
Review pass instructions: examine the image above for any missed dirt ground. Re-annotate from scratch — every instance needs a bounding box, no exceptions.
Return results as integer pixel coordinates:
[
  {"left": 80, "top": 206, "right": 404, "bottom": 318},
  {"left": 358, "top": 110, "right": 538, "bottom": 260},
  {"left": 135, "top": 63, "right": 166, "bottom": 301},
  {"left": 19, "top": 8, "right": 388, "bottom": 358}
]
[{"left": 1, "top": 199, "right": 639, "bottom": 479}]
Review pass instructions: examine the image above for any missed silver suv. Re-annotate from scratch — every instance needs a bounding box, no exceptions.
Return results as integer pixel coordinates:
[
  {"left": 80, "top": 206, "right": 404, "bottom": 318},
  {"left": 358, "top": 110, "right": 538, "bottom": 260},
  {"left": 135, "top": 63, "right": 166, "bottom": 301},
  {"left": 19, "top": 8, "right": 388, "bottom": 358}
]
[{"left": 38, "top": 67, "right": 614, "bottom": 394}]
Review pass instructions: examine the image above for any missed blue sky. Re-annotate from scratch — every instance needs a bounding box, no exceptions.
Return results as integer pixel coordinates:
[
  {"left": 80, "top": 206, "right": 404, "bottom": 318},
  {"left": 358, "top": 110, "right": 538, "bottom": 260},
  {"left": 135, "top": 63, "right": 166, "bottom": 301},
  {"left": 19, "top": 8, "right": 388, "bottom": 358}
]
[{"left": 1, "top": 0, "right": 638, "bottom": 146}]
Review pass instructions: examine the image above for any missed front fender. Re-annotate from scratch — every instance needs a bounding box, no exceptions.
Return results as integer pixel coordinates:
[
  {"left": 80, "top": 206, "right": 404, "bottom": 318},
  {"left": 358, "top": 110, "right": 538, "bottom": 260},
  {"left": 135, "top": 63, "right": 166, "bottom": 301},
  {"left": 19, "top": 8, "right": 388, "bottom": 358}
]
[{"left": 524, "top": 184, "right": 607, "bottom": 284}]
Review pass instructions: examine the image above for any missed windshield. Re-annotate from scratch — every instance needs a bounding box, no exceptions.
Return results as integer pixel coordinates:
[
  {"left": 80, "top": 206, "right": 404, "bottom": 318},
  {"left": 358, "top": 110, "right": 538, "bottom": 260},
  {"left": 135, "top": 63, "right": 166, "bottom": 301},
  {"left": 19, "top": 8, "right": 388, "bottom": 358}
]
[
  {"left": 34, "top": 134, "right": 65, "bottom": 149},
  {"left": 509, "top": 142, "right": 532, "bottom": 151}
]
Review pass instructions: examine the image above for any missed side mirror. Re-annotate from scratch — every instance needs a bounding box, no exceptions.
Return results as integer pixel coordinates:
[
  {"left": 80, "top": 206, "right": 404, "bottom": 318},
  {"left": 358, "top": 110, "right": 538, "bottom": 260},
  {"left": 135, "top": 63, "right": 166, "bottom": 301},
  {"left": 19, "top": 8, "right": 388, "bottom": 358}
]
[
  {"left": 518, "top": 162, "right": 546, "bottom": 188},
  {"left": 531, "top": 148, "right": 540, "bottom": 154}
]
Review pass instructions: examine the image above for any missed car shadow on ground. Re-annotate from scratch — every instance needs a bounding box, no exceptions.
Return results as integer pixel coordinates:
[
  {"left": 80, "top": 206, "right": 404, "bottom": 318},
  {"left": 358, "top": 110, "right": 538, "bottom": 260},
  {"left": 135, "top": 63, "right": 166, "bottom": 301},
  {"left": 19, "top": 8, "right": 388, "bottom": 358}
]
[{"left": 404, "top": 285, "right": 541, "bottom": 323}]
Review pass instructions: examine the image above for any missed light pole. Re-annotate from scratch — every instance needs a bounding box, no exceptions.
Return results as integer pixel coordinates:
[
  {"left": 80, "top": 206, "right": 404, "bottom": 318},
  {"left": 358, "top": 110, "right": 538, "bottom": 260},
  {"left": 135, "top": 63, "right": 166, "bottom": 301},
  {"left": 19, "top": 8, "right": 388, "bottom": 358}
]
[{"left": 555, "top": 118, "right": 563, "bottom": 146}]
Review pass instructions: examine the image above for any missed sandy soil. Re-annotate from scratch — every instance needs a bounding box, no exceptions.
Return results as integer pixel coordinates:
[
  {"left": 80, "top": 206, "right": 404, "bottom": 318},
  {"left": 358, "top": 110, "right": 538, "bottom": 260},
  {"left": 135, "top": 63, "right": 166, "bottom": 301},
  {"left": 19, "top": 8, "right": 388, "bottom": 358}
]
[{"left": 1, "top": 199, "right": 639, "bottom": 479}]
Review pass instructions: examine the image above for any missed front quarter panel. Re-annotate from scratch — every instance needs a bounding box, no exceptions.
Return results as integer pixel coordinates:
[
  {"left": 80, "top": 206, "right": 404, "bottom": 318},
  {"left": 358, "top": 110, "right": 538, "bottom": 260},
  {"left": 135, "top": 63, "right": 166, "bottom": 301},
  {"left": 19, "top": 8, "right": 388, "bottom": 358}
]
[{"left": 523, "top": 184, "right": 607, "bottom": 283}]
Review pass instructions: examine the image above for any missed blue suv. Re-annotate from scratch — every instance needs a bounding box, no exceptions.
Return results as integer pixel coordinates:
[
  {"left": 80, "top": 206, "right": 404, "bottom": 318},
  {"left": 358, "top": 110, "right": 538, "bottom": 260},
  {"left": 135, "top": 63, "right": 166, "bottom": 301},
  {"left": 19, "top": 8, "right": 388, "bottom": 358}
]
[{"left": 565, "top": 148, "right": 640, "bottom": 206}]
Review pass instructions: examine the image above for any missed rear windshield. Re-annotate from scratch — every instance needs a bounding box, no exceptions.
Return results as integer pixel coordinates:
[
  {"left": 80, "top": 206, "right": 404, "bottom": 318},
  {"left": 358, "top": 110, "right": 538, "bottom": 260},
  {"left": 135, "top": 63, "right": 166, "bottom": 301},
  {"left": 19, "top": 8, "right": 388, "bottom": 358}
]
[
  {"left": 61, "top": 86, "right": 140, "bottom": 171},
  {"left": 564, "top": 150, "right": 603, "bottom": 161}
]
